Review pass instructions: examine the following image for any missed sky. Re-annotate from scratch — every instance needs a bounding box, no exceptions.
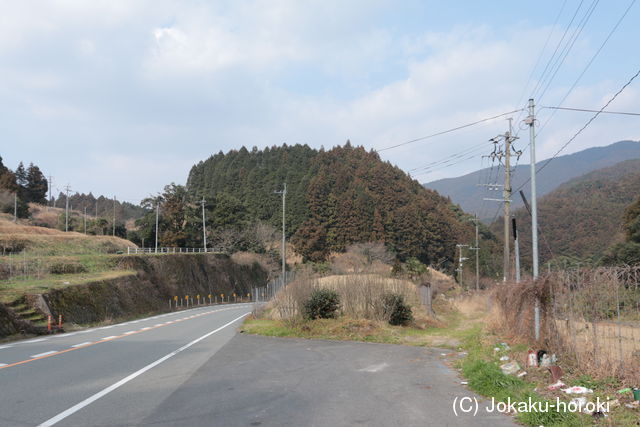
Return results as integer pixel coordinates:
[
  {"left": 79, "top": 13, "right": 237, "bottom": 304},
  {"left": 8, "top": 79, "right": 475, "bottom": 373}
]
[{"left": 2, "top": 0, "right": 639, "bottom": 204}]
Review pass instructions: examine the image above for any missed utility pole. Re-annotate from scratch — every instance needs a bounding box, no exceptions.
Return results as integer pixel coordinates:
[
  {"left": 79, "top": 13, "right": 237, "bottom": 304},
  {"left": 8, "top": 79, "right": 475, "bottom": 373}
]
[
  {"left": 112, "top": 196, "right": 116, "bottom": 236},
  {"left": 512, "top": 216, "right": 520, "bottom": 283},
  {"left": 482, "top": 120, "right": 520, "bottom": 282},
  {"left": 201, "top": 197, "right": 207, "bottom": 252},
  {"left": 95, "top": 200, "right": 98, "bottom": 218},
  {"left": 84, "top": 207, "right": 87, "bottom": 234},
  {"left": 527, "top": 99, "right": 539, "bottom": 280},
  {"left": 13, "top": 193, "right": 17, "bottom": 222},
  {"left": 64, "top": 184, "right": 71, "bottom": 232},
  {"left": 502, "top": 118, "right": 513, "bottom": 282},
  {"left": 275, "top": 183, "right": 287, "bottom": 284},
  {"left": 456, "top": 244, "right": 469, "bottom": 288},
  {"left": 469, "top": 214, "right": 480, "bottom": 291},
  {"left": 526, "top": 98, "right": 541, "bottom": 340},
  {"left": 155, "top": 198, "right": 160, "bottom": 254}
]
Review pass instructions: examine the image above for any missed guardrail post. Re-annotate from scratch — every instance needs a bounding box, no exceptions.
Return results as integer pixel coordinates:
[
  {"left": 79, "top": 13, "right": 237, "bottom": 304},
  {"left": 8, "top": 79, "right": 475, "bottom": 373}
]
[{"left": 47, "top": 315, "right": 51, "bottom": 332}]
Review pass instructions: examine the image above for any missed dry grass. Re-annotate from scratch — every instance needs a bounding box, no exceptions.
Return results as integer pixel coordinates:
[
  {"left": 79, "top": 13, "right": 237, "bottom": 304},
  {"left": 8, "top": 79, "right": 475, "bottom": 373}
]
[
  {"left": 267, "top": 273, "right": 423, "bottom": 321},
  {"left": 489, "top": 269, "right": 640, "bottom": 384},
  {"left": 0, "top": 218, "right": 135, "bottom": 255},
  {"left": 231, "top": 252, "right": 279, "bottom": 276}
]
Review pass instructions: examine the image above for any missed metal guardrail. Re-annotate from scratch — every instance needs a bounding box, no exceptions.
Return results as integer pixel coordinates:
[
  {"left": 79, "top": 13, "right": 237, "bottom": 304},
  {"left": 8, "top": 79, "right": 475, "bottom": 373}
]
[{"left": 126, "top": 247, "right": 224, "bottom": 255}]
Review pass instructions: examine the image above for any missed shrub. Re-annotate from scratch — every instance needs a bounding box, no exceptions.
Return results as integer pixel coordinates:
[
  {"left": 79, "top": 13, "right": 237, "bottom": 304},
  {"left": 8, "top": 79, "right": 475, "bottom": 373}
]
[
  {"left": 303, "top": 289, "right": 340, "bottom": 320},
  {"left": 49, "top": 262, "right": 87, "bottom": 275},
  {"left": 382, "top": 292, "right": 413, "bottom": 326}
]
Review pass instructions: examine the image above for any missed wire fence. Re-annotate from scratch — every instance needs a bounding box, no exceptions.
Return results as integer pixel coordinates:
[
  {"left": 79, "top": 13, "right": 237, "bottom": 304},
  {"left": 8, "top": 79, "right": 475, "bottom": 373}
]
[
  {"left": 547, "top": 267, "right": 640, "bottom": 377},
  {"left": 494, "top": 266, "right": 640, "bottom": 382},
  {"left": 252, "top": 271, "right": 296, "bottom": 313}
]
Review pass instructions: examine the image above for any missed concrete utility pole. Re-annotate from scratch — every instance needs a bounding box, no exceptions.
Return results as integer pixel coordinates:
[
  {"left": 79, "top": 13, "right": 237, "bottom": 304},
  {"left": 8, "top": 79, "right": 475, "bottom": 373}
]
[
  {"left": 155, "top": 198, "right": 160, "bottom": 254},
  {"left": 84, "top": 207, "right": 87, "bottom": 234},
  {"left": 469, "top": 214, "right": 480, "bottom": 291},
  {"left": 526, "top": 98, "right": 541, "bottom": 340},
  {"left": 483, "top": 120, "right": 519, "bottom": 283},
  {"left": 112, "top": 196, "right": 116, "bottom": 236},
  {"left": 527, "top": 99, "right": 539, "bottom": 280},
  {"left": 201, "top": 197, "right": 207, "bottom": 252},
  {"left": 456, "top": 244, "right": 469, "bottom": 288},
  {"left": 64, "top": 184, "right": 71, "bottom": 232},
  {"left": 95, "top": 200, "right": 98, "bottom": 218},
  {"left": 502, "top": 119, "right": 513, "bottom": 282},
  {"left": 275, "top": 183, "right": 287, "bottom": 284},
  {"left": 13, "top": 193, "right": 17, "bottom": 222},
  {"left": 512, "top": 217, "right": 520, "bottom": 283}
]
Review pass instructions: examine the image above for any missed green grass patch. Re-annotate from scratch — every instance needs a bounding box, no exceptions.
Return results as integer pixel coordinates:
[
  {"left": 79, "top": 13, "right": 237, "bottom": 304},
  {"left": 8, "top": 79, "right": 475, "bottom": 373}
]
[
  {"left": 458, "top": 328, "right": 586, "bottom": 426},
  {"left": 242, "top": 316, "right": 443, "bottom": 345},
  {"left": 0, "top": 270, "right": 137, "bottom": 302}
]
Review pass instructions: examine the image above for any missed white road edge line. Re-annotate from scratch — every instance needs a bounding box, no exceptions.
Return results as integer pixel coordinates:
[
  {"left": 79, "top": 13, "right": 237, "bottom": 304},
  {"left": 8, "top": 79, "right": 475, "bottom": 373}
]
[
  {"left": 71, "top": 342, "right": 92, "bottom": 348},
  {"left": 0, "top": 345, "right": 14, "bottom": 350},
  {"left": 31, "top": 351, "right": 58, "bottom": 358},
  {"left": 38, "top": 312, "right": 250, "bottom": 427},
  {"left": 24, "top": 338, "right": 47, "bottom": 344}
]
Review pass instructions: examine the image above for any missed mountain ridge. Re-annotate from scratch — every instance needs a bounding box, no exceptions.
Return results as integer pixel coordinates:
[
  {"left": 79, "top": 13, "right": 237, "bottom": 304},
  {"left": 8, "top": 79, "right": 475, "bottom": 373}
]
[{"left": 424, "top": 140, "right": 640, "bottom": 218}]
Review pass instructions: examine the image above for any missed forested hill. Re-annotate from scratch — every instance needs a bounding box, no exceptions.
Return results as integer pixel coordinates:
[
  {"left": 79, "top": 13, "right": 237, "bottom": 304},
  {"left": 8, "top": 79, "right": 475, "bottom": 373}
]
[
  {"left": 499, "top": 158, "right": 640, "bottom": 267},
  {"left": 187, "top": 144, "right": 475, "bottom": 266}
]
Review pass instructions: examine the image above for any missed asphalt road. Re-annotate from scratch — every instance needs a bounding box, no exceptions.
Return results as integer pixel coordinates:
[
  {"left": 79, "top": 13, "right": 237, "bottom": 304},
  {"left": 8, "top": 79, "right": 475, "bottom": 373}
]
[
  {"left": 1, "top": 305, "right": 514, "bottom": 426},
  {"left": 0, "top": 303, "right": 254, "bottom": 426}
]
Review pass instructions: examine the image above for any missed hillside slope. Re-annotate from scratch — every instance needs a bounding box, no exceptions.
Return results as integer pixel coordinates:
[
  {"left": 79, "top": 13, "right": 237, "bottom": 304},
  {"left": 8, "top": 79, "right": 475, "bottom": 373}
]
[
  {"left": 0, "top": 216, "right": 135, "bottom": 255},
  {"left": 187, "top": 144, "right": 478, "bottom": 267},
  {"left": 498, "top": 159, "right": 640, "bottom": 266},
  {"left": 425, "top": 140, "right": 640, "bottom": 218}
]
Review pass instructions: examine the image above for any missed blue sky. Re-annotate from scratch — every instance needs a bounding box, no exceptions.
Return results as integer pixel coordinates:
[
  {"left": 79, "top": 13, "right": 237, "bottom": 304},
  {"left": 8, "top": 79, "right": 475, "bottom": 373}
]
[{"left": 2, "top": 0, "right": 639, "bottom": 204}]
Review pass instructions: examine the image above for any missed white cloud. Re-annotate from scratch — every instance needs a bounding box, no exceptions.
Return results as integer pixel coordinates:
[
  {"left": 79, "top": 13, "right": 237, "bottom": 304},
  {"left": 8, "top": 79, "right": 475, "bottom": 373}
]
[{"left": 2, "top": 1, "right": 639, "bottom": 201}]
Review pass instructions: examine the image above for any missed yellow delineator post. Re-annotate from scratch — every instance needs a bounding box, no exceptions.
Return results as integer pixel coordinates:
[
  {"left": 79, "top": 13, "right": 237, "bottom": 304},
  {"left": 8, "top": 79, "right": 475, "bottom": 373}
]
[
  {"left": 208, "top": 294, "right": 212, "bottom": 305},
  {"left": 220, "top": 293, "right": 224, "bottom": 303},
  {"left": 173, "top": 296, "right": 178, "bottom": 309},
  {"left": 196, "top": 294, "right": 200, "bottom": 305},
  {"left": 185, "top": 295, "right": 189, "bottom": 308},
  {"left": 233, "top": 293, "right": 236, "bottom": 303}
]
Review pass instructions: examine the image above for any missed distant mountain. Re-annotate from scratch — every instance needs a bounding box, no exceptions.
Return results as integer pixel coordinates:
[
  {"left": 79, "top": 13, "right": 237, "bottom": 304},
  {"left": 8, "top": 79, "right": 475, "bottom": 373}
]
[
  {"left": 424, "top": 140, "right": 640, "bottom": 219},
  {"left": 498, "top": 158, "right": 640, "bottom": 267}
]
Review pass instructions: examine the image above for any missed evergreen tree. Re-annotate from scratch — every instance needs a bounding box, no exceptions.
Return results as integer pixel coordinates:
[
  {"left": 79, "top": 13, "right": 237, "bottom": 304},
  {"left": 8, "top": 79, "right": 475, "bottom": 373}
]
[
  {"left": 14, "top": 162, "right": 27, "bottom": 188},
  {"left": 25, "top": 163, "right": 48, "bottom": 204}
]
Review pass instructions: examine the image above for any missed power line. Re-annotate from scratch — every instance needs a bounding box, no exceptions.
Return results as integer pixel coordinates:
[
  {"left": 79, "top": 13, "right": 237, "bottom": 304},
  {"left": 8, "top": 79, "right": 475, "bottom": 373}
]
[
  {"left": 409, "top": 142, "right": 487, "bottom": 172},
  {"left": 529, "top": 0, "right": 586, "bottom": 100},
  {"left": 513, "top": 0, "right": 568, "bottom": 112},
  {"left": 376, "top": 109, "right": 523, "bottom": 152},
  {"left": 542, "top": 105, "right": 640, "bottom": 116},
  {"left": 536, "top": 0, "right": 637, "bottom": 135},
  {"left": 535, "top": 0, "right": 600, "bottom": 103},
  {"left": 516, "top": 66, "right": 640, "bottom": 193}
]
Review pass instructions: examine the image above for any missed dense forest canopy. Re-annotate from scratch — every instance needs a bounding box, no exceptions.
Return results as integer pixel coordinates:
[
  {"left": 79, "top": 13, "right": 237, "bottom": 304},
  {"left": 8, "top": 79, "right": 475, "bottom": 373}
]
[
  {"left": 492, "top": 159, "right": 640, "bottom": 268},
  {"left": 603, "top": 194, "right": 640, "bottom": 265},
  {"left": 184, "top": 143, "right": 479, "bottom": 269}
]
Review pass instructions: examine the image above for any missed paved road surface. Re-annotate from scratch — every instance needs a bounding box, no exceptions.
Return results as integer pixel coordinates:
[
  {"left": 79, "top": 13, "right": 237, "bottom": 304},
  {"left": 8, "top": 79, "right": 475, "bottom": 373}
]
[{"left": 0, "top": 304, "right": 514, "bottom": 426}]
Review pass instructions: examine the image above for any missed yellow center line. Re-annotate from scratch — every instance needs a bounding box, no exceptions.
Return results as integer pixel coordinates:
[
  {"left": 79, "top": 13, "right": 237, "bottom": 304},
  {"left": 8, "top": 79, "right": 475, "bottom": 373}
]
[{"left": 0, "top": 308, "right": 234, "bottom": 371}]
